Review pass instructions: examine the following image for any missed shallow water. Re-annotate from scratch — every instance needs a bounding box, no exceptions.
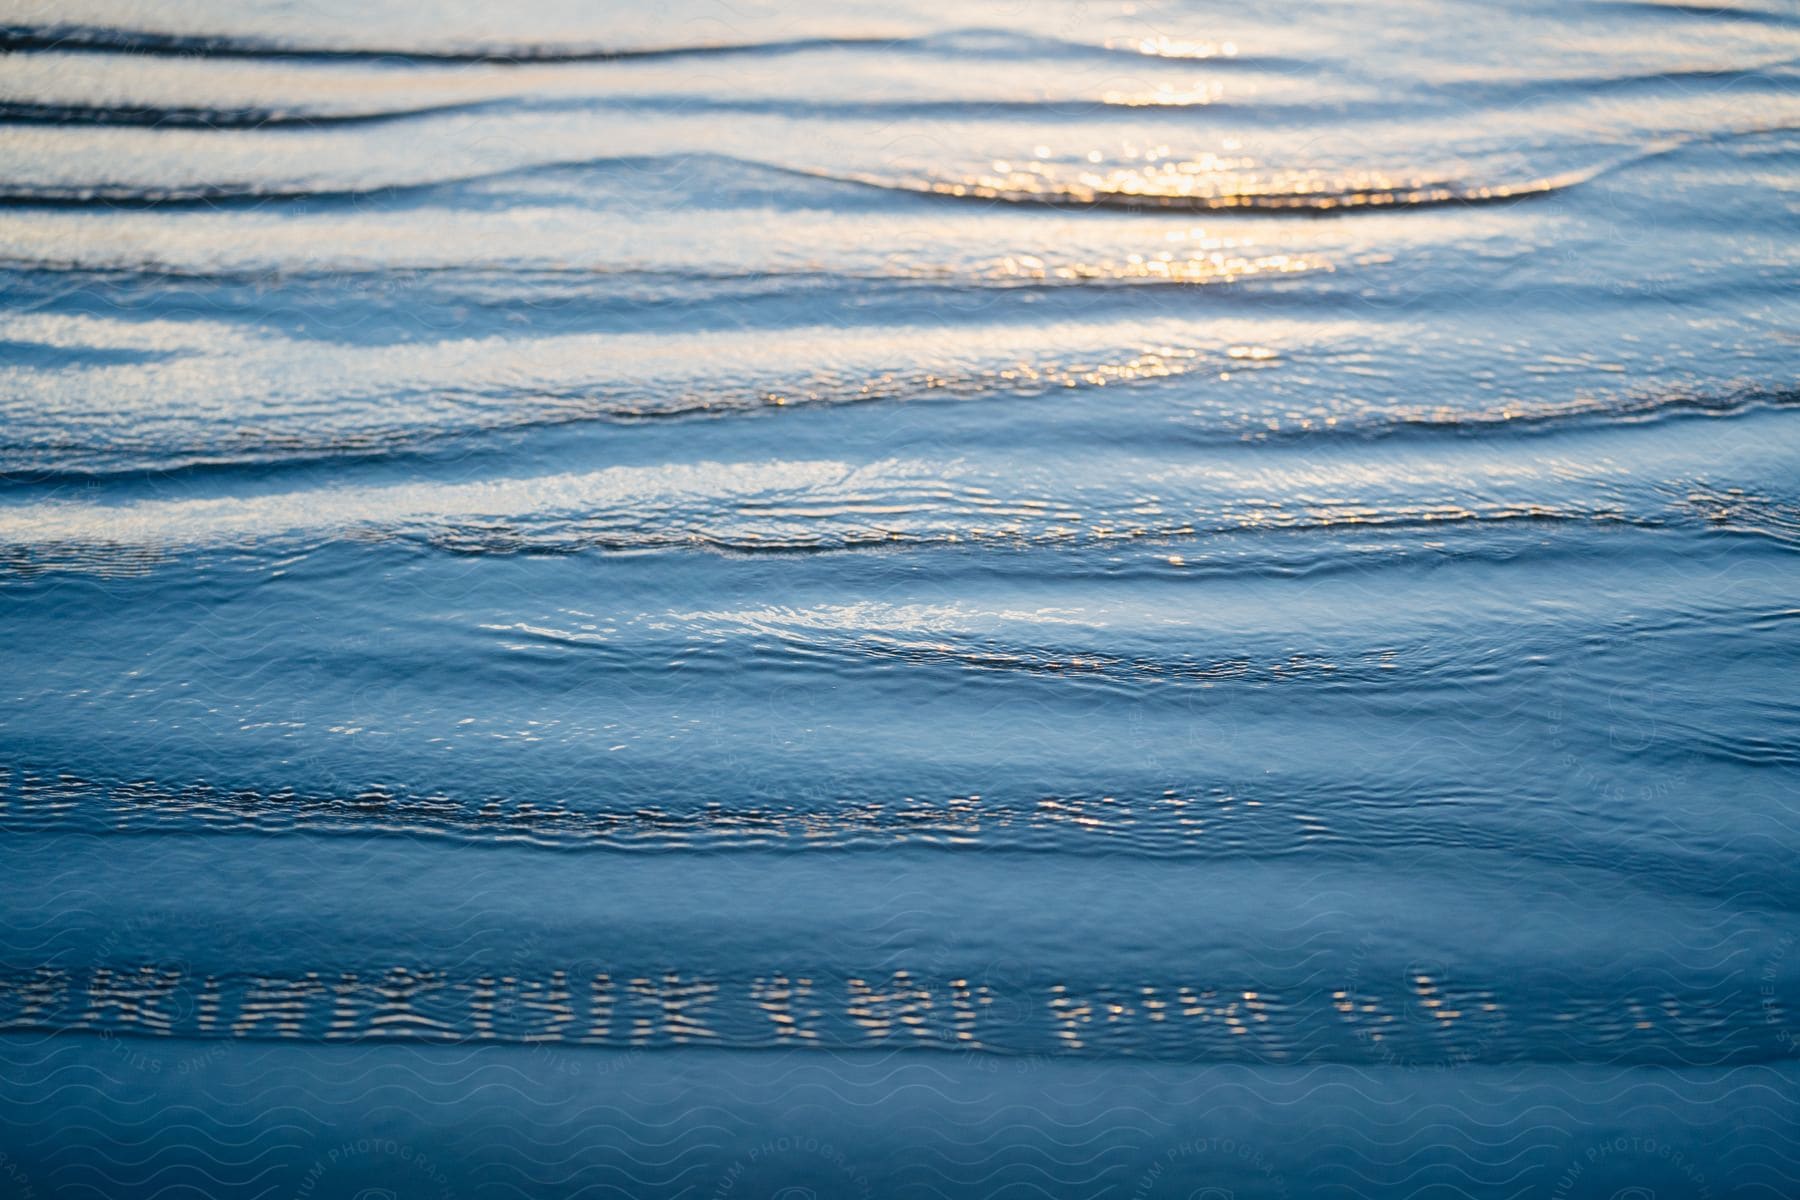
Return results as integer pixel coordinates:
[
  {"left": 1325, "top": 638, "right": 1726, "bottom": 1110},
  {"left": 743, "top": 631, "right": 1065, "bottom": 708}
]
[{"left": 0, "top": 0, "right": 1797, "bottom": 1197}]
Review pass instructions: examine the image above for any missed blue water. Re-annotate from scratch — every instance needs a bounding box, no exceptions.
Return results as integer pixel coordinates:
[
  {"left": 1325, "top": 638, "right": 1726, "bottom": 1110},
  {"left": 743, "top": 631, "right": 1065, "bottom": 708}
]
[{"left": 1, "top": 1, "right": 1798, "bottom": 1196}]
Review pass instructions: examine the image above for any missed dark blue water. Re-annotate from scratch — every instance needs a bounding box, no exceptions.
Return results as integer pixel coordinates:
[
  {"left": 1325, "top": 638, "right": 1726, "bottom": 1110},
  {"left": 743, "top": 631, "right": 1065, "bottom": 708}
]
[{"left": 1, "top": 1, "right": 1798, "bottom": 1197}]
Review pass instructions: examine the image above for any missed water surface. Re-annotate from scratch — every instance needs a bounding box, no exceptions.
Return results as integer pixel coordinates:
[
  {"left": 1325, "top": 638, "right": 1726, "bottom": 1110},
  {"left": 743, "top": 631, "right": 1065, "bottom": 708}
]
[{"left": 1, "top": 0, "right": 1798, "bottom": 1196}]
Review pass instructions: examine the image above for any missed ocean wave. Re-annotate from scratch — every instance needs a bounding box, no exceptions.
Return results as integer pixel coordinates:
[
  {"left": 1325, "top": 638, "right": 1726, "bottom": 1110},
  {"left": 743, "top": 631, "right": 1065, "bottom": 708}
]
[
  {"left": 0, "top": 23, "right": 1314, "bottom": 67},
  {"left": 2, "top": 354, "right": 1787, "bottom": 484},
  {"left": 4, "top": 62, "right": 1787, "bottom": 133},
  {"left": 1233, "top": 386, "right": 1800, "bottom": 445},
  {"left": 0, "top": 94, "right": 1356, "bottom": 130},
  {"left": 0, "top": 98, "right": 485, "bottom": 128},
  {"left": 0, "top": 497, "right": 1689, "bottom": 585},
  {"left": 0, "top": 135, "right": 1717, "bottom": 214},
  {"left": 811, "top": 151, "right": 1656, "bottom": 214},
  {"left": 0, "top": 315, "right": 1215, "bottom": 476},
  {"left": 0, "top": 440, "right": 1704, "bottom": 577},
  {"left": 0, "top": 24, "right": 903, "bottom": 63},
  {"left": 0, "top": 768, "right": 1379, "bottom": 853},
  {"left": 1585, "top": 0, "right": 1800, "bottom": 29},
  {"left": 5, "top": 759, "right": 1789, "bottom": 909},
  {"left": 0, "top": 957, "right": 1786, "bottom": 1066},
  {"left": 0, "top": 154, "right": 1620, "bottom": 213},
  {"left": 6, "top": 111, "right": 1791, "bottom": 218}
]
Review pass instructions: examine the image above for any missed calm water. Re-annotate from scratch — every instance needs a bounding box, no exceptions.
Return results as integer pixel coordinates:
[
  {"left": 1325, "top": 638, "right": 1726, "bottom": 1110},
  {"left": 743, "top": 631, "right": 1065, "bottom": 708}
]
[{"left": 1, "top": 1, "right": 1798, "bottom": 1196}]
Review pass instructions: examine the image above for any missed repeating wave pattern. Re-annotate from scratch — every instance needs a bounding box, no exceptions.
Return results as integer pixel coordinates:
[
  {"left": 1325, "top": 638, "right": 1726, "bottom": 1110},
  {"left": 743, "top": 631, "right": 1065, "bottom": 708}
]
[
  {"left": 1, "top": 959, "right": 1794, "bottom": 1066},
  {"left": 1, "top": 0, "right": 1797, "bottom": 1196}
]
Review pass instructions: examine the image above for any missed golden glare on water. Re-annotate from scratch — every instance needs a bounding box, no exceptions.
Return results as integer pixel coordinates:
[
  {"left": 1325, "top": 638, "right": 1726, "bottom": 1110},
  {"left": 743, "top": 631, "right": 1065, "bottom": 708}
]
[
  {"left": 832, "top": 154, "right": 1626, "bottom": 212},
  {"left": 1104, "top": 35, "right": 1241, "bottom": 59},
  {"left": 1101, "top": 81, "right": 1228, "bottom": 107},
  {"left": 975, "top": 250, "right": 1326, "bottom": 284}
]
